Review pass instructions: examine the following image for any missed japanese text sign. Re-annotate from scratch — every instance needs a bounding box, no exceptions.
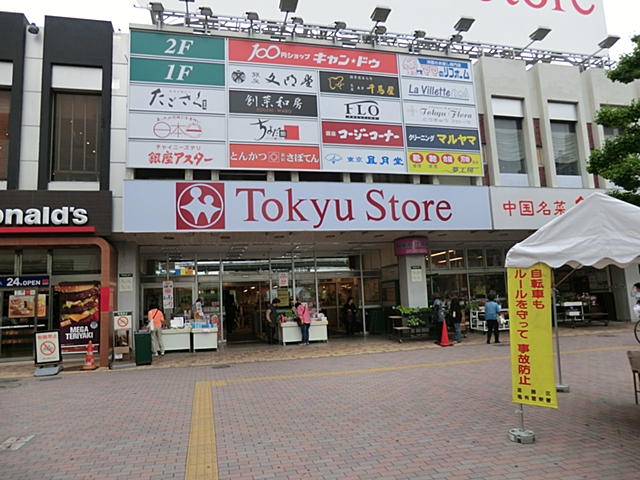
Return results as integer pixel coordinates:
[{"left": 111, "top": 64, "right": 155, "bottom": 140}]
[
  {"left": 35, "top": 330, "right": 62, "bottom": 365},
  {"left": 508, "top": 264, "right": 558, "bottom": 409}
]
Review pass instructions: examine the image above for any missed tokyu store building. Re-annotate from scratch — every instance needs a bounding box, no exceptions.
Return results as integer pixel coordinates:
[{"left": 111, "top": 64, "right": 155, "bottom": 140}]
[{"left": 108, "top": 0, "right": 640, "bottom": 343}]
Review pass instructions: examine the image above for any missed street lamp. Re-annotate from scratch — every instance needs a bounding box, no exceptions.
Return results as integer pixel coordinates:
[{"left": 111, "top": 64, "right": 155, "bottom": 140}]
[
  {"left": 199, "top": 6, "right": 213, "bottom": 34},
  {"left": 369, "top": 6, "right": 391, "bottom": 48},
  {"left": 580, "top": 35, "right": 620, "bottom": 70},
  {"left": 446, "top": 16, "right": 475, "bottom": 54},
  {"left": 179, "top": 0, "right": 194, "bottom": 27},
  {"left": 279, "top": 0, "right": 298, "bottom": 26},
  {"left": 410, "top": 29, "right": 426, "bottom": 54},
  {"left": 522, "top": 26, "right": 552, "bottom": 51}
]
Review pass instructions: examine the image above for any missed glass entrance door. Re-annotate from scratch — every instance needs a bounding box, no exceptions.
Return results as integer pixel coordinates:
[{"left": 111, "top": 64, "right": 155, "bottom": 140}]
[
  {"left": 222, "top": 281, "right": 268, "bottom": 344},
  {"left": 0, "top": 289, "right": 48, "bottom": 359}
]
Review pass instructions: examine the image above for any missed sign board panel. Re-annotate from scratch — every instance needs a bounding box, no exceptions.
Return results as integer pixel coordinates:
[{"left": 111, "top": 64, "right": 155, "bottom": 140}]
[
  {"left": 128, "top": 30, "right": 483, "bottom": 177},
  {"left": 35, "top": 330, "right": 62, "bottom": 365},
  {"left": 114, "top": 311, "right": 133, "bottom": 330},
  {"left": 163, "top": 281, "right": 174, "bottom": 309},
  {"left": 279, "top": 272, "right": 289, "bottom": 288},
  {"left": 140, "top": 1, "right": 608, "bottom": 56},
  {"left": 123, "top": 180, "right": 493, "bottom": 232}
]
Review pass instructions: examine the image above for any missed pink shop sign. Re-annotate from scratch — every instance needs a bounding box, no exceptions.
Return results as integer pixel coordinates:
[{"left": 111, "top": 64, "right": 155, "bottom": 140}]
[{"left": 394, "top": 237, "right": 429, "bottom": 256}]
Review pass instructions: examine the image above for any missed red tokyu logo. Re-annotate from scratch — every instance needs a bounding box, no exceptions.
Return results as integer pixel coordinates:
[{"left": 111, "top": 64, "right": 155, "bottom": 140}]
[{"left": 176, "top": 183, "right": 225, "bottom": 230}]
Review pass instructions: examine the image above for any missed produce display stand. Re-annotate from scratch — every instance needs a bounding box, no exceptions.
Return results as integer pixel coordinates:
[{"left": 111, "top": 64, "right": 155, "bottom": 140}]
[
  {"left": 556, "top": 301, "right": 609, "bottom": 328},
  {"left": 192, "top": 327, "right": 218, "bottom": 351},
  {"left": 162, "top": 328, "right": 192, "bottom": 352},
  {"left": 390, "top": 325, "right": 433, "bottom": 343},
  {"left": 469, "top": 308, "right": 510, "bottom": 332}
]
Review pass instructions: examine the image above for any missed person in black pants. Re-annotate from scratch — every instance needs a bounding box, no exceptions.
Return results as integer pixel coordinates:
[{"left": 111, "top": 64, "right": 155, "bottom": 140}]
[
  {"left": 342, "top": 297, "right": 357, "bottom": 335},
  {"left": 265, "top": 298, "right": 280, "bottom": 344},
  {"left": 484, "top": 293, "right": 501, "bottom": 344}
]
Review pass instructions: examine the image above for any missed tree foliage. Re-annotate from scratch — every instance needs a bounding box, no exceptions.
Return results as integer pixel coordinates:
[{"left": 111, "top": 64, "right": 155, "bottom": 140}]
[{"left": 587, "top": 36, "right": 640, "bottom": 207}]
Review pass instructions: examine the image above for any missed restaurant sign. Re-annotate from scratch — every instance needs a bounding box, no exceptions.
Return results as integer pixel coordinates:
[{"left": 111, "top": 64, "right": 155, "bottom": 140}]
[{"left": 123, "top": 180, "right": 492, "bottom": 232}]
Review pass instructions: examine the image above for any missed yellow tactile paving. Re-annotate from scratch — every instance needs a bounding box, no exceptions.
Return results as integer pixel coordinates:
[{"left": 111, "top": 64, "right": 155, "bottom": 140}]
[{"left": 185, "top": 381, "right": 218, "bottom": 480}]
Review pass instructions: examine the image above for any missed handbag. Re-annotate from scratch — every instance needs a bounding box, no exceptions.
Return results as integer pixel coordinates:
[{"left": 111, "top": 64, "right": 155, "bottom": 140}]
[
  {"left": 148, "top": 309, "right": 158, "bottom": 331},
  {"left": 497, "top": 314, "right": 506, "bottom": 325}
]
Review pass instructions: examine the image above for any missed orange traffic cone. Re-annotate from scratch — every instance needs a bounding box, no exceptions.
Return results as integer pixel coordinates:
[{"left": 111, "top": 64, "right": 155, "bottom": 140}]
[
  {"left": 439, "top": 323, "right": 453, "bottom": 347},
  {"left": 83, "top": 341, "right": 97, "bottom": 370}
]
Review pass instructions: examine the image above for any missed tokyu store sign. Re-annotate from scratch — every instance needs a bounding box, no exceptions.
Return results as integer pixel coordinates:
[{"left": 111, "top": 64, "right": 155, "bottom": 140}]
[
  {"left": 139, "top": 0, "right": 608, "bottom": 56},
  {"left": 123, "top": 181, "right": 492, "bottom": 232},
  {"left": 128, "top": 30, "right": 483, "bottom": 177}
]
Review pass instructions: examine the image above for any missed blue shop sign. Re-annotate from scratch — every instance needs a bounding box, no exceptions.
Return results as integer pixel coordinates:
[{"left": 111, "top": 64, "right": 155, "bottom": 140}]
[{"left": 0, "top": 276, "right": 50, "bottom": 288}]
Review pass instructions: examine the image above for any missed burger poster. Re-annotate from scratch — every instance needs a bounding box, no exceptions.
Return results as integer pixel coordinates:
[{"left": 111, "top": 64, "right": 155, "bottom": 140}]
[
  {"left": 55, "top": 284, "right": 100, "bottom": 353},
  {"left": 8, "top": 295, "right": 47, "bottom": 318}
]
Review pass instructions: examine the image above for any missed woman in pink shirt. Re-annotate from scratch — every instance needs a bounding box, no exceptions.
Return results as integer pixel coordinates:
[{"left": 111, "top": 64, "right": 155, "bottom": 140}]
[{"left": 296, "top": 302, "right": 312, "bottom": 345}]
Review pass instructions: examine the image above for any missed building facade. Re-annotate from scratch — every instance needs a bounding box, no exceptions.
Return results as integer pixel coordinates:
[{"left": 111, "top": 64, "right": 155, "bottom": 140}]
[{"left": 1, "top": 9, "right": 639, "bottom": 362}]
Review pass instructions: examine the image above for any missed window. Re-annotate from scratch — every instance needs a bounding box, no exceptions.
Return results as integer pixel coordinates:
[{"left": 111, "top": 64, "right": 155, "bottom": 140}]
[
  {"left": 603, "top": 126, "right": 624, "bottom": 140},
  {"left": 495, "top": 117, "right": 526, "bottom": 174},
  {"left": 0, "top": 90, "right": 9, "bottom": 180},
  {"left": 298, "top": 171, "right": 342, "bottom": 182},
  {"left": 135, "top": 169, "right": 185, "bottom": 180},
  {"left": 372, "top": 174, "right": 413, "bottom": 184},
  {"left": 551, "top": 121, "right": 580, "bottom": 176},
  {"left": 51, "top": 93, "right": 101, "bottom": 182},
  {"left": 219, "top": 170, "right": 267, "bottom": 181}
]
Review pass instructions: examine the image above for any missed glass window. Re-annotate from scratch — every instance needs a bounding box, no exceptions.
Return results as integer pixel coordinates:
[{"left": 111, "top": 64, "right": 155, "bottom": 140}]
[
  {"left": 0, "top": 250, "right": 15, "bottom": 275},
  {"left": 135, "top": 169, "right": 185, "bottom": 180},
  {"left": 371, "top": 174, "right": 413, "bottom": 184},
  {"left": 469, "top": 273, "right": 507, "bottom": 305},
  {"left": 193, "top": 170, "right": 211, "bottom": 180},
  {"left": 298, "top": 172, "right": 343, "bottom": 182},
  {"left": 52, "top": 248, "right": 100, "bottom": 275},
  {"left": 467, "top": 249, "right": 484, "bottom": 268},
  {"left": 551, "top": 121, "right": 580, "bottom": 176},
  {"left": 429, "top": 274, "right": 469, "bottom": 301},
  {"left": 51, "top": 92, "right": 101, "bottom": 182},
  {"left": 448, "top": 250, "right": 465, "bottom": 269},
  {"left": 21, "top": 250, "right": 48, "bottom": 275},
  {"left": 219, "top": 170, "right": 267, "bottom": 181},
  {"left": 495, "top": 117, "right": 526, "bottom": 174},
  {"left": 603, "top": 126, "right": 624, "bottom": 140},
  {"left": 0, "top": 89, "right": 10, "bottom": 180},
  {"left": 430, "top": 250, "right": 448, "bottom": 269},
  {"left": 486, "top": 248, "right": 504, "bottom": 267}
]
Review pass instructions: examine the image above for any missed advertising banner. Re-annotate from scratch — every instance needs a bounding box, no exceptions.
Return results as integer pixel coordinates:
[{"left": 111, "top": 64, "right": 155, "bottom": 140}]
[
  {"left": 321, "top": 146, "right": 406, "bottom": 173},
  {"left": 8, "top": 295, "right": 46, "bottom": 318},
  {"left": 228, "top": 64, "right": 318, "bottom": 94},
  {"left": 123, "top": 180, "right": 493, "bottom": 232},
  {"left": 163, "top": 281, "right": 174, "bottom": 309},
  {"left": 128, "top": 141, "right": 227, "bottom": 170},
  {"left": 408, "top": 151, "right": 483, "bottom": 176},
  {"left": 508, "top": 264, "right": 558, "bottom": 409},
  {"left": 128, "top": 112, "right": 226, "bottom": 142},
  {"left": 228, "top": 117, "right": 319, "bottom": 145},
  {"left": 489, "top": 187, "right": 602, "bottom": 230},
  {"left": 129, "top": 30, "right": 483, "bottom": 176},
  {"left": 319, "top": 96, "right": 402, "bottom": 124},
  {"left": 128, "top": 84, "right": 226, "bottom": 114},
  {"left": 56, "top": 284, "right": 100, "bottom": 354}
]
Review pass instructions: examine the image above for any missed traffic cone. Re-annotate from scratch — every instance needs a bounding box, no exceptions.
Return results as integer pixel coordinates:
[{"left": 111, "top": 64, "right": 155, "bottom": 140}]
[
  {"left": 83, "top": 341, "right": 97, "bottom": 370},
  {"left": 439, "top": 323, "right": 453, "bottom": 347}
]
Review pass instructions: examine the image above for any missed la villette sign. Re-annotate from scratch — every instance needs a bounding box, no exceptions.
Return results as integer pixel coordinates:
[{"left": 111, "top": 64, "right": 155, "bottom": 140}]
[
  {"left": 123, "top": 180, "right": 492, "bottom": 232},
  {"left": 0, "top": 191, "right": 112, "bottom": 236}
]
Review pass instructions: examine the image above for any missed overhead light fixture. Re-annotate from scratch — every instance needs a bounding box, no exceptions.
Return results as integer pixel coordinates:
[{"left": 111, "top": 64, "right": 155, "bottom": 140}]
[
  {"left": 199, "top": 6, "right": 213, "bottom": 34},
  {"left": 454, "top": 16, "right": 475, "bottom": 33},
  {"left": 291, "top": 16, "right": 304, "bottom": 25},
  {"left": 598, "top": 35, "right": 620, "bottom": 49},
  {"left": 179, "top": 0, "right": 195, "bottom": 27},
  {"left": 246, "top": 11, "right": 259, "bottom": 21},
  {"left": 410, "top": 29, "right": 426, "bottom": 53},
  {"left": 279, "top": 0, "right": 298, "bottom": 12},
  {"left": 414, "top": 30, "right": 426, "bottom": 39},
  {"left": 334, "top": 21, "right": 347, "bottom": 30},
  {"left": 149, "top": 2, "right": 164, "bottom": 28},
  {"left": 373, "top": 25, "right": 387, "bottom": 35},
  {"left": 27, "top": 23, "right": 39, "bottom": 35},
  {"left": 519, "top": 26, "right": 551, "bottom": 54},
  {"left": 370, "top": 6, "right": 391, "bottom": 23}
]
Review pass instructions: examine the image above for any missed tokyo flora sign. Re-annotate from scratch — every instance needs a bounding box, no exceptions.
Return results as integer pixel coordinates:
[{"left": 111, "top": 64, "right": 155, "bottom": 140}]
[
  {"left": 128, "top": 30, "right": 483, "bottom": 177},
  {"left": 124, "top": 180, "right": 492, "bottom": 232}
]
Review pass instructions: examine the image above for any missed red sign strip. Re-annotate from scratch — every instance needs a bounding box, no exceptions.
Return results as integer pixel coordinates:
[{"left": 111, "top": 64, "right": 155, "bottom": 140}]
[{"left": 0, "top": 226, "right": 96, "bottom": 234}]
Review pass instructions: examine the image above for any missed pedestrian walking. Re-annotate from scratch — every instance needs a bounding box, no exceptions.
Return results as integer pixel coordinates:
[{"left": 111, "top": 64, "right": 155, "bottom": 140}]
[{"left": 484, "top": 293, "right": 501, "bottom": 344}]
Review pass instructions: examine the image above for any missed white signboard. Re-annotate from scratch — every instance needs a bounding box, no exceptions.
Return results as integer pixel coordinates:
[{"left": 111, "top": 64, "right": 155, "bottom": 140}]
[
  {"left": 118, "top": 274, "right": 133, "bottom": 292},
  {"left": 163, "top": 281, "right": 174, "bottom": 309},
  {"left": 141, "top": 0, "right": 608, "bottom": 55},
  {"left": 128, "top": 112, "right": 226, "bottom": 142},
  {"left": 227, "top": 64, "right": 318, "bottom": 94},
  {"left": 489, "top": 187, "right": 604, "bottom": 230},
  {"left": 403, "top": 102, "right": 478, "bottom": 128},
  {"left": 400, "top": 56, "right": 473, "bottom": 82},
  {"left": 320, "top": 96, "right": 403, "bottom": 124},
  {"left": 279, "top": 272, "right": 289, "bottom": 287},
  {"left": 321, "top": 147, "right": 406, "bottom": 173},
  {"left": 228, "top": 116, "right": 319, "bottom": 145},
  {"left": 128, "top": 140, "right": 227, "bottom": 169},
  {"left": 401, "top": 77, "right": 475, "bottom": 105},
  {"left": 129, "top": 84, "right": 226, "bottom": 114},
  {"left": 123, "top": 180, "right": 492, "bottom": 232},
  {"left": 114, "top": 311, "right": 133, "bottom": 330},
  {"left": 35, "top": 331, "right": 61, "bottom": 365},
  {"left": 411, "top": 266, "right": 423, "bottom": 283}
]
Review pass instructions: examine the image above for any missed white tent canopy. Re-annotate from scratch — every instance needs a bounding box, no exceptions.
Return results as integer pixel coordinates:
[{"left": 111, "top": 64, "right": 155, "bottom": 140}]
[{"left": 505, "top": 192, "right": 640, "bottom": 269}]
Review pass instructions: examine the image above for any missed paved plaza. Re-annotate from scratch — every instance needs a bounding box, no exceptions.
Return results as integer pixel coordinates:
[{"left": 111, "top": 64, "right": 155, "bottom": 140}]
[{"left": 1, "top": 324, "right": 640, "bottom": 480}]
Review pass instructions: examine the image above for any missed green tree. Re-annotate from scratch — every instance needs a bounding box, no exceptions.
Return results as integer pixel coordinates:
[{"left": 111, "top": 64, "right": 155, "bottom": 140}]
[{"left": 587, "top": 35, "right": 640, "bottom": 206}]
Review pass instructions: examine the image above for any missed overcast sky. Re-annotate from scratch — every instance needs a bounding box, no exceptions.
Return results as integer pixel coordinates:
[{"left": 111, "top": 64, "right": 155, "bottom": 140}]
[{"left": 2, "top": 0, "right": 639, "bottom": 59}]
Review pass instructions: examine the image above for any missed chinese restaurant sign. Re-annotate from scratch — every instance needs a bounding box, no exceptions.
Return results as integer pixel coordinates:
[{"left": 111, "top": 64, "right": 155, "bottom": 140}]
[
  {"left": 128, "top": 30, "right": 483, "bottom": 177},
  {"left": 508, "top": 264, "right": 558, "bottom": 409}
]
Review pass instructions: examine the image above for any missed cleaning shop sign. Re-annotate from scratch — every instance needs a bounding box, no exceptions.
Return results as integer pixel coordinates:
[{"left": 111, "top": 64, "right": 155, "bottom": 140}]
[{"left": 123, "top": 181, "right": 492, "bottom": 232}]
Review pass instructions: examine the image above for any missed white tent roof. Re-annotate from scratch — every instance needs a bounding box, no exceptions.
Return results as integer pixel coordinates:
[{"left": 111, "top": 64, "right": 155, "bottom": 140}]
[{"left": 505, "top": 192, "right": 640, "bottom": 269}]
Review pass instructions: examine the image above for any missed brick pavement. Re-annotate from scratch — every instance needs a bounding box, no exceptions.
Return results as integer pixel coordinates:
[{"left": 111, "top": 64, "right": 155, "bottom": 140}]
[{"left": 0, "top": 323, "right": 639, "bottom": 479}]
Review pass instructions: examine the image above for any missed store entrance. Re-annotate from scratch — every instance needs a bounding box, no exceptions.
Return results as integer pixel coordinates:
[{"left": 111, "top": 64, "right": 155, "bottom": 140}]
[{"left": 222, "top": 281, "right": 269, "bottom": 344}]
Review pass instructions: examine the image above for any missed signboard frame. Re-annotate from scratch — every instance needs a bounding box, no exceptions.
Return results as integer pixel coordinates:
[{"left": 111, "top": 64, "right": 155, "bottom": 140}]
[{"left": 34, "top": 330, "right": 62, "bottom": 366}]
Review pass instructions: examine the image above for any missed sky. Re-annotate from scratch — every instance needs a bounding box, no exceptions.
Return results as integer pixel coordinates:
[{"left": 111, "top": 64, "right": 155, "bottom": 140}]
[{"left": 1, "top": 0, "right": 638, "bottom": 59}]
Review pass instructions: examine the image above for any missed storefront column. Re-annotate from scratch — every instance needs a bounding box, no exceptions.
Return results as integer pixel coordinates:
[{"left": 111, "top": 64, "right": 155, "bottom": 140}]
[
  {"left": 115, "top": 242, "right": 139, "bottom": 327},
  {"left": 398, "top": 255, "right": 428, "bottom": 308}
]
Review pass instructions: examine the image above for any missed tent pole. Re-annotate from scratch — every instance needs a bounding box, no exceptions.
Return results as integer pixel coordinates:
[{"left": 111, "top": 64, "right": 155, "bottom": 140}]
[{"left": 552, "top": 277, "right": 570, "bottom": 393}]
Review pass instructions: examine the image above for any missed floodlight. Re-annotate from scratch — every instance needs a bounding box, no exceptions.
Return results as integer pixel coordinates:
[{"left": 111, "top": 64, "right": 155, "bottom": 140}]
[
  {"left": 199, "top": 6, "right": 213, "bottom": 17},
  {"left": 454, "top": 16, "right": 475, "bottom": 33},
  {"left": 279, "top": 0, "right": 298, "bottom": 13},
  {"left": 291, "top": 16, "right": 304, "bottom": 25},
  {"left": 529, "top": 26, "right": 551, "bottom": 42},
  {"left": 27, "top": 23, "right": 39, "bottom": 34},
  {"left": 179, "top": 0, "right": 194, "bottom": 26},
  {"left": 451, "top": 33, "right": 463, "bottom": 44},
  {"left": 598, "top": 35, "right": 620, "bottom": 49},
  {"left": 150, "top": 2, "right": 164, "bottom": 13},
  {"left": 149, "top": 2, "right": 164, "bottom": 27},
  {"left": 414, "top": 30, "right": 426, "bottom": 38},
  {"left": 334, "top": 21, "right": 346, "bottom": 30},
  {"left": 371, "top": 6, "right": 391, "bottom": 23},
  {"left": 246, "top": 11, "right": 259, "bottom": 21}
]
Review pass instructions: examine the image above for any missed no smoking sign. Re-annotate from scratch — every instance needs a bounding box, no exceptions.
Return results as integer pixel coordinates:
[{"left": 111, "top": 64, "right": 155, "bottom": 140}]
[
  {"left": 35, "top": 331, "right": 61, "bottom": 365},
  {"left": 113, "top": 312, "right": 133, "bottom": 331}
]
